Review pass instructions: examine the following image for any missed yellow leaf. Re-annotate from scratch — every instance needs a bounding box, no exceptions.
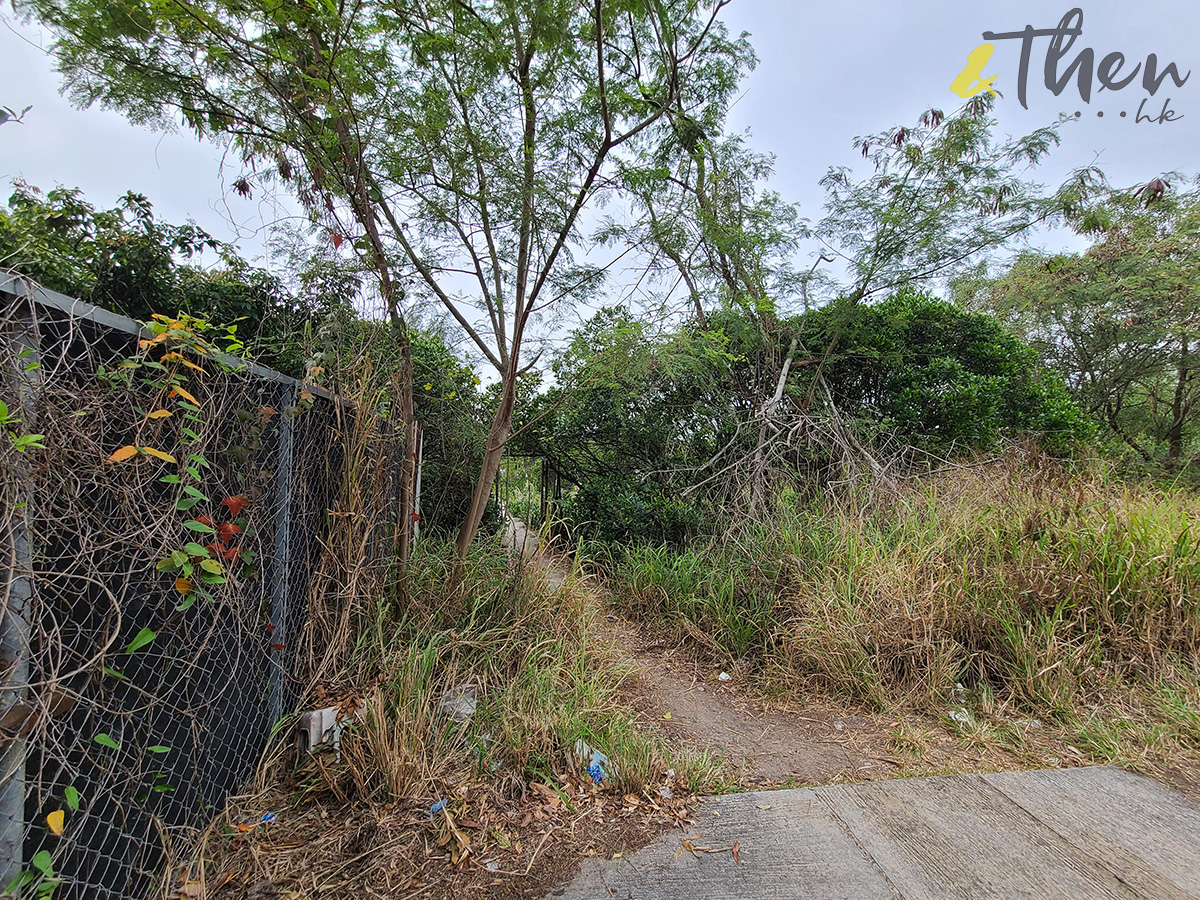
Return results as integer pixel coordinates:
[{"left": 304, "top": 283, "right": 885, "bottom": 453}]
[
  {"left": 174, "top": 578, "right": 193, "bottom": 595},
  {"left": 169, "top": 386, "right": 200, "bottom": 407},
  {"left": 141, "top": 447, "right": 178, "bottom": 464},
  {"left": 145, "top": 410, "right": 173, "bottom": 420},
  {"left": 163, "top": 352, "right": 206, "bottom": 374},
  {"left": 106, "top": 445, "right": 139, "bottom": 464},
  {"left": 46, "top": 810, "right": 64, "bottom": 836}
]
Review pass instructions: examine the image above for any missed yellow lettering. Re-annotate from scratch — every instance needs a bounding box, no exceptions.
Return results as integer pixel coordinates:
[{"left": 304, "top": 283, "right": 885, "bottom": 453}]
[{"left": 952, "top": 43, "right": 1000, "bottom": 98}]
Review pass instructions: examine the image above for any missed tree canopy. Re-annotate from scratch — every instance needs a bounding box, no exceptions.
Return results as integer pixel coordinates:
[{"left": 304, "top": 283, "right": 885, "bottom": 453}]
[
  {"left": 956, "top": 178, "right": 1200, "bottom": 468},
  {"left": 0, "top": 180, "right": 326, "bottom": 375},
  {"left": 18, "top": 0, "right": 754, "bottom": 557}
]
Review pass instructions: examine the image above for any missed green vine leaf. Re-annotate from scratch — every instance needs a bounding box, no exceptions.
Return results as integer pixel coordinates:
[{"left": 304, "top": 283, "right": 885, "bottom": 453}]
[{"left": 125, "top": 628, "right": 156, "bottom": 654}]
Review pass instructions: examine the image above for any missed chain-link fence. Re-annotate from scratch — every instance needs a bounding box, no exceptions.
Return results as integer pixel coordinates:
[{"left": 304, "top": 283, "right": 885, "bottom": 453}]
[{"left": 0, "top": 273, "right": 346, "bottom": 899}]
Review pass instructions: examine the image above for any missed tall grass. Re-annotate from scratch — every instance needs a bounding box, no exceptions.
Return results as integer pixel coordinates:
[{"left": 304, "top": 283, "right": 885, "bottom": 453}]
[
  {"left": 323, "top": 537, "right": 720, "bottom": 804},
  {"left": 606, "top": 455, "right": 1200, "bottom": 714},
  {"left": 276, "top": 340, "right": 721, "bottom": 811}
]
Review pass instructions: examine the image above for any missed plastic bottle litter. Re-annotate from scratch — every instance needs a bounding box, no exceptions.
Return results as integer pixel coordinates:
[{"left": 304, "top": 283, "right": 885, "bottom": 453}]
[
  {"left": 574, "top": 739, "right": 618, "bottom": 784},
  {"left": 439, "top": 685, "right": 478, "bottom": 722},
  {"left": 718, "top": 671, "right": 732, "bottom": 683},
  {"left": 947, "top": 706, "right": 972, "bottom": 727}
]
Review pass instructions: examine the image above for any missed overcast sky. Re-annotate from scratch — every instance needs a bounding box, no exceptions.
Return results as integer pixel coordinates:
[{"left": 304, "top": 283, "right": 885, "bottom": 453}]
[{"left": 2, "top": 1, "right": 1197, "bottom": 278}]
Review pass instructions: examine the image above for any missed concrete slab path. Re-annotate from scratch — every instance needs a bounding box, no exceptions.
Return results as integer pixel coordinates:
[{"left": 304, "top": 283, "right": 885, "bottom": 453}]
[{"left": 545, "top": 767, "right": 1200, "bottom": 899}]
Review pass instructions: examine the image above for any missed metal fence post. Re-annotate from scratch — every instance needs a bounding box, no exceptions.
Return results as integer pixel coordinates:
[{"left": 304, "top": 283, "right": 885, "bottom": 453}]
[
  {"left": 411, "top": 423, "right": 423, "bottom": 544},
  {"left": 268, "top": 383, "right": 296, "bottom": 729},
  {"left": 1, "top": 296, "right": 38, "bottom": 886}
]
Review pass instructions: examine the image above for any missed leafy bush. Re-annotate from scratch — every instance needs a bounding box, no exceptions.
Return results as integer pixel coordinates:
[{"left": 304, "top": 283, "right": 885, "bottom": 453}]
[
  {"left": 533, "top": 296, "right": 1091, "bottom": 544},
  {"left": 802, "top": 290, "right": 1095, "bottom": 455},
  {"left": 0, "top": 181, "right": 332, "bottom": 376}
]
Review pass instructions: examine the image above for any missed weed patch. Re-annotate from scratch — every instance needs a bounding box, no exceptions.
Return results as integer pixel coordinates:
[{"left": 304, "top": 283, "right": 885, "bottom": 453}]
[
  {"left": 190, "top": 539, "right": 720, "bottom": 898},
  {"left": 604, "top": 457, "right": 1200, "bottom": 723}
]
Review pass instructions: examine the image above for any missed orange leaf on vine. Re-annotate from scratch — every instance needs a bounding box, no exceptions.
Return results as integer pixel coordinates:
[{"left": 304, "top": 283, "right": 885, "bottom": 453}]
[
  {"left": 170, "top": 386, "right": 200, "bottom": 406},
  {"left": 46, "top": 810, "right": 65, "bottom": 836},
  {"left": 106, "top": 445, "right": 139, "bottom": 464},
  {"left": 162, "top": 352, "right": 206, "bottom": 374},
  {"left": 142, "top": 447, "right": 178, "bottom": 464}
]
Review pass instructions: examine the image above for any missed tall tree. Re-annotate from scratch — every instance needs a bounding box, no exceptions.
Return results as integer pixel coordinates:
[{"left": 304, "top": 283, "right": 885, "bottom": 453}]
[
  {"left": 600, "top": 131, "right": 806, "bottom": 322},
  {"left": 21, "top": 0, "right": 750, "bottom": 560},
  {"left": 599, "top": 97, "right": 1098, "bottom": 509},
  {"left": 815, "top": 95, "right": 1098, "bottom": 305},
  {"left": 956, "top": 177, "right": 1200, "bottom": 467}
]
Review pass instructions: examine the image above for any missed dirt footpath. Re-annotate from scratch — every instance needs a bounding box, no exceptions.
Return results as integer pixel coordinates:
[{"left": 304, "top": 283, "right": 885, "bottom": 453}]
[{"left": 606, "top": 616, "right": 909, "bottom": 787}]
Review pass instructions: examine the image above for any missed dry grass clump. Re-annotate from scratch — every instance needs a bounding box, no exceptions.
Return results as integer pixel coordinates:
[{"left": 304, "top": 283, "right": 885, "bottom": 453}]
[
  {"left": 337, "top": 541, "right": 713, "bottom": 800},
  {"left": 162, "top": 344, "right": 723, "bottom": 899},
  {"left": 611, "top": 451, "right": 1200, "bottom": 724},
  {"left": 178, "top": 541, "right": 720, "bottom": 899}
]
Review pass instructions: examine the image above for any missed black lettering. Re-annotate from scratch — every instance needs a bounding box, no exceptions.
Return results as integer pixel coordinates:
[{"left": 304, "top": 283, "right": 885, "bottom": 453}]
[
  {"left": 1097, "top": 51, "right": 1140, "bottom": 91},
  {"left": 1143, "top": 54, "right": 1191, "bottom": 95},
  {"left": 1044, "top": 9, "right": 1092, "bottom": 102},
  {"left": 1136, "top": 97, "right": 1183, "bottom": 123}
]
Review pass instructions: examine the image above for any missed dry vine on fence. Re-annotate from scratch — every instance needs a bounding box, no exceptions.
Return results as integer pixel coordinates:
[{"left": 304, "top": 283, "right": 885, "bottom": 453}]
[{"left": 1, "top": 281, "right": 343, "bottom": 900}]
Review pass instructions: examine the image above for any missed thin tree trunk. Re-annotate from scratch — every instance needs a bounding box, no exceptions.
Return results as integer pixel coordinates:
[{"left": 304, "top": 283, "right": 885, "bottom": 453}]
[
  {"left": 455, "top": 365, "right": 518, "bottom": 561},
  {"left": 396, "top": 349, "right": 416, "bottom": 569},
  {"left": 749, "top": 337, "right": 797, "bottom": 517},
  {"left": 1169, "top": 336, "right": 1189, "bottom": 464},
  {"left": 384, "top": 300, "right": 416, "bottom": 599}
]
